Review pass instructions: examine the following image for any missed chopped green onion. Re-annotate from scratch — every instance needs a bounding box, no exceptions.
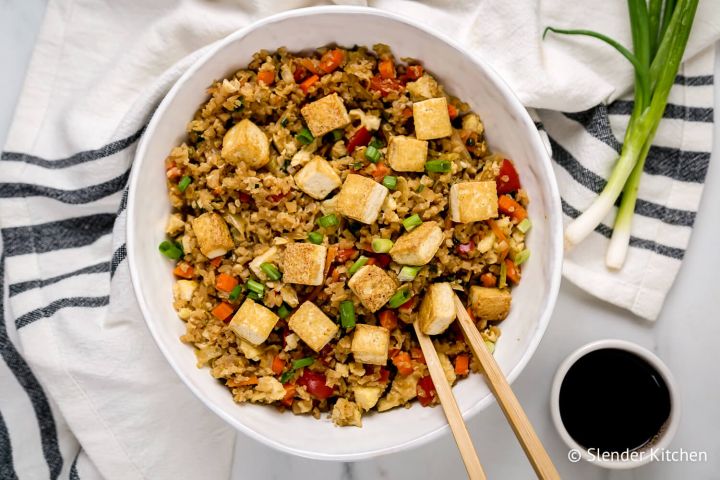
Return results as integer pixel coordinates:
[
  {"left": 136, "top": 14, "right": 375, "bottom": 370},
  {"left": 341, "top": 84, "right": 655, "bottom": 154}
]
[
  {"left": 332, "top": 129, "right": 344, "bottom": 141},
  {"left": 280, "top": 370, "right": 295, "bottom": 383},
  {"left": 517, "top": 218, "right": 532, "bottom": 234},
  {"left": 178, "top": 176, "right": 192, "bottom": 192},
  {"left": 514, "top": 249, "right": 531, "bottom": 266},
  {"left": 296, "top": 128, "right": 314, "bottom": 145},
  {"left": 498, "top": 261, "right": 507, "bottom": 289},
  {"left": 365, "top": 145, "right": 381, "bottom": 163},
  {"left": 398, "top": 266, "right": 421, "bottom": 282},
  {"left": 228, "top": 284, "right": 243, "bottom": 301},
  {"left": 246, "top": 279, "right": 265, "bottom": 295},
  {"left": 369, "top": 137, "right": 384, "bottom": 149},
  {"left": 382, "top": 175, "right": 397, "bottom": 190},
  {"left": 351, "top": 162, "right": 364, "bottom": 171},
  {"left": 371, "top": 238, "right": 394, "bottom": 253},
  {"left": 260, "top": 263, "right": 282, "bottom": 281},
  {"left": 425, "top": 159, "right": 452, "bottom": 173},
  {"left": 247, "top": 291, "right": 262, "bottom": 302},
  {"left": 317, "top": 213, "right": 339, "bottom": 228},
  {"left": 402, "top": 214, "right": 423, "bottom": 232},
  {"left": 484, "top": 340, "right": 496, "bottom": 354},
  {"left": 307, "top": 231, "right": 324, "bottom": 245},
  {"left": 348, "top": 256, "right": 369, "bottom": 276},
  {"left": 387, "top": 288, "right": 413, "bottom": 309},
  {"left": 292, "top": 357, "right": 314, "bottom": 369},
  {"left": 415, "top": 184, "right": 425, "bottom": 193},
  {"left": 234, "top": 99, "right": 243, "bottom": 111},
  {"left": 158, "top": 240, "right": 183, "bottom": 260},
  {"left": 280, "top": 116, "right": 288, "bottom": 127},
  {"left": 339, "top": 301, "right": 356, "bottom": 328},
  {"left": 277, "top": 304, "right": 291, "bottom": 319}
]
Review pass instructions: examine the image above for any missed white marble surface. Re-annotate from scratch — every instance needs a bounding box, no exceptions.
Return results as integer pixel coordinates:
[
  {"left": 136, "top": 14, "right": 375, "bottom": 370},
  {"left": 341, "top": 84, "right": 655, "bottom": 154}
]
[{"left": 2, "top": 2, "right": 719, "bottom": 478}]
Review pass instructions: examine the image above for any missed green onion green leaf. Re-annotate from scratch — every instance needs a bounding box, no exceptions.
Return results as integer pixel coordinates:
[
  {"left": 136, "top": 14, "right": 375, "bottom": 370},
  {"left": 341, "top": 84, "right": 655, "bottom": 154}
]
[
  {"left": 307, "top": 231, "right": 324, "bottom": 245},
  {"left": 397, "top": 266, "right": 421, "bottom": 282},
  {"left": 517, "top": 218, "right": 532, "bottom": 234},
  {"left": 178, "top": 176, "right": 192, "bottom": 192},
  {"left": 387, "top": 288, "right": 413, "bottom": 309},
  {"left": 158, "top": 240, "right": 183, "bottom": 260},
  {"left": 246, "top": 279, "right": 265, "bottom": 296},
  {"left": 228, "top": 284, "right": 243, "bottom": 301},
  {"left": 348, "top": 256, "right": 369, "bottom": 276},
  {"left": 371, "top": 238, "right": 394, "bottom": 253},
  {"left": 339, "top": 300, "right": 356, "bottom": 328},
  {"left": 425, "top": 159, "right": 452, "bottom": 173},
  {"left": 292, "top": 357, "right": 314, "bottom": 369},
  {"left": 382, "top": 175, "right": 397, "bottom": 190},
  {"left": 402, "top": 214, "right": 423, "bottom": 232},
  {"left": 260, "top": 263, "right": 282, "bottom": 281},
  {"left": 296, "top": 128, "right": 315, "bottom": 145},
  {"left": 277, "top": 304, "right": 291, "bottom": 319},
  {"left": 514, "top": 249, "right": 531, "bottom": 266},
  {"left": 365, "top": 145, "right": 381, "bottom": 163},
  {"left": 317, "top": 213, "right": 339, "bottom": 228}
]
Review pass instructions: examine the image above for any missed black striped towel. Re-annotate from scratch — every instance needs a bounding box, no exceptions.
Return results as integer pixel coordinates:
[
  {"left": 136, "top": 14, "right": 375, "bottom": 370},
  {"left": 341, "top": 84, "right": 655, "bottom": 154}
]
[{"left": 0, "top": 1, "right": 716, "bottom": 478}]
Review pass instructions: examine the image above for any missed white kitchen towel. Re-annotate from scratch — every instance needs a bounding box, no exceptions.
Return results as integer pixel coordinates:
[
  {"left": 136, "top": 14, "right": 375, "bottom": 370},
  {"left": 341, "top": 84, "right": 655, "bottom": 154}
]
[{"left": 0, "top": 0, "right": 717, "bottom": 479}]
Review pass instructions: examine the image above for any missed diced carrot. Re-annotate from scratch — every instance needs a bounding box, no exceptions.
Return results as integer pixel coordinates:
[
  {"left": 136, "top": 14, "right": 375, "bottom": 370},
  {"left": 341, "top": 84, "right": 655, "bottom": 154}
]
[
  {"left": 173, "top": 262, "right": 194, "bottom": 279},
  {"left": 454, "top": 354, "right": 470, "bottom": 376},
  {"left": 271, "top": 355, "right": 285, "bottom": 375},
  {"left": 210, "top": 257, "right": 223, "bottom": 268},
  {"left": 319, "top": 49, "right": 344, "bottom": 74},
  {"left": 391, "top": 351, "right": 413, "bottom": 376},
  {"left": 480, "top": 272, "right": 496, "bottom": 288},
  {"left": 498, "top": 195, "right": 528, "bottom": 222},
  {"left": 371, "top": 162, "right": 391, "bottom": 182},
  {"left": 299, "top": 74, "right": 319, "bottom": 94},
  {"left": 298, "top": 57, "right": 320, "bottom": 75},
  {"left": 236, "top": 376, "right": 259, "bottom": 386},
  {"left": 211, "top": 302, "right": 234, "bottom": 322},
  {"left": 410, "top": 347, "right": 425, "bottom": 364},
  {"left": 487, "top": 218, "right": 507, "bottom": 243},
  {"left": 505, "top": 258, "right": 521, "bottom": 284},
  {"left": 448, "top": 104, "right": 459, "bottom": 120},
  {"left": 378, "top": 310, "right": 398, "bottom": 330},
  {"left": 257, "top": 70, "right": 275, "bottom": 86},
  {"left": 401, "top": 107, "right": 413, "bottom": 120},
  {"left": 281, "top": 384, "right": 296, "bottom": 407},
  {"left": 378, "top": 59, "right": 396, "bottom": 79},
  {"left": 404, "top": 65, "right": 424, "bottom": 81},
  {"left": 215, "top": 273, "right": 238, "bottom": 293},
  {"left": 335, "top": 247, "right": 357, "bottom": 263}
]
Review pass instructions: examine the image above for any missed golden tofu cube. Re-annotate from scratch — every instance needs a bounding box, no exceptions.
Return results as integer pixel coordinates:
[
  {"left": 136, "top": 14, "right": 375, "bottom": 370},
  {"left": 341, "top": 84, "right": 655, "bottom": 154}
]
[
  {"left": 469, "top": 286, "right": 512, "bottom": 321},
  {"left": 353, "top": 386, "right": 384, "bottom": 411},
  {"left": 248, "top": 246, "right": 278, "bottom": 281},
  {"left": 419, "top": 283, "right": 457, "bottom": 335},
  {"left": 288, "top": 301, "right": 339, "bottom": 352},
  {"left": 386, "top": 135, "right": 428, "bottom": 172},
  {"left": 336, "top": 174, "right": 388, "bottom": 224},
  {"left": 412, "top": 97, "right": 452, "bottom": 140},
  {"left": 173, "top": 280, "right": 198, "bottom": 302},
  {"left": 331, "top": 398, "right": 362, "bottom": 427},
  {"left": 300, "top": 93, "right": 351, "bottom": 137},
  {"left": 351, "top": 324, "right": 390, "bottom": 365},
  {"left": 449, "top": 181, "right": 498, "bottom": 223},
  {"left": 389, "top": 221, "right": 443, "bottom": 266},
  {"left": 347, "top": 265, "right": 397, "bottom": 312},
  {"left": 282, "top": 243, "right": 327, "bottom": 286},
  {"left": 229, "top": 298, "right": 279, "bottom": 345},
  {"left": 294, "top": 156, "right": 342, "bottom": 200},
  {"left": 221, "top": 119, "right": 270, "bottom": 169},
  {"left": 191, "top": 212, "right": 234, "bottom": 259}
]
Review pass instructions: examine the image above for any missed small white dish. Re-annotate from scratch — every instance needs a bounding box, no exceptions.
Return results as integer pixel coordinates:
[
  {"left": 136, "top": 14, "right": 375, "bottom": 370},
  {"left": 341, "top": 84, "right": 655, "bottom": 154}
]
[
  {"left": 127, "top": 6, "right": 563, "bottom": 460},
  {"left": 550, "top": 339, "right": 680, "bottom": 469}
]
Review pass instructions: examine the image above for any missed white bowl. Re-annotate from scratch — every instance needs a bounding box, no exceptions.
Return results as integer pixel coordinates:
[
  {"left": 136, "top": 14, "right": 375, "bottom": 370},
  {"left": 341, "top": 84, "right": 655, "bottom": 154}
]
[
  {"left": 550, "top": 339, "right": 680, "bottom": 469},
  {"left": 127, "top": 6, "right": 562, "bottom": 461}
]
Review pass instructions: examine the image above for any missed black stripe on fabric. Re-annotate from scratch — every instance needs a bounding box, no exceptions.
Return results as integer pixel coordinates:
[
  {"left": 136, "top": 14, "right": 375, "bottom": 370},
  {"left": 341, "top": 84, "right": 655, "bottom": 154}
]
[
  {"left": 0, "top": 125, "right": 146, "bottom": 169},
  {"left": 15, "top": 296, "right": 110, "bottom": 330},
  {"left": 1, "top": 213, "right": 116, "bottom": 257},
  {"left": 0, "top": 409, "right": 18, "bottom": 480},
  {"left": 69, "top": 450, "right": 80, "bottom": 480},
  {"left": 607, "top": 100, "right": 714, "bottom": 122},
  {"left": 561, "top": 199, "right": 684, "bottom": 260},
  {"left": 9, "top": 262, "right": 110, "bottom": 297},
  {"left": 549, "top": 137, "right": 696, "bottom": 227},
  {"left": 0, "top": 257, "right": 63, "bottom": 478},
  {"left": 110, "top": 245, "right": 127, "bottom": 278},
  {"left": 560, "top": 107, "right": 710, "bottom": 183},
  {"left": 674, "top": 74, "right": 713, "bottom": 86},
  {"left": 0, "top": 169, "right": 130, "bottom": 204},
  {"left": 117, "top": 186, "right": 129, "bottom": 214}
]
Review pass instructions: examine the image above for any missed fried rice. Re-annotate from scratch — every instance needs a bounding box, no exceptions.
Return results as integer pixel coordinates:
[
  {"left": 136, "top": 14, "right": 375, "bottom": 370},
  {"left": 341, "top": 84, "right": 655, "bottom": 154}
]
[{"left": 161, "top": 44, "right": 531, "bottom": 427}]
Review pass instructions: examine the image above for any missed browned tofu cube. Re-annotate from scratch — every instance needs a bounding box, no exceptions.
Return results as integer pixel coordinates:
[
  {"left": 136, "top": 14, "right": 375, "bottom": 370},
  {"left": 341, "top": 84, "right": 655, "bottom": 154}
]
[
  {"left": 229, "top": 298, "right": 279, "bottom": 345},
  {"left": 300, "top": 93, "right": 351, "bottom": 137},
  {"left": 449, "top": 181, "right": 498, "bottom": 223},
  {"left": 221, "top": 119, "right": 270, "bottom": 169},
  {"left": 347, "top": 265, "right": 397, "bottom": 312},
  {"left": 389, "top": 221, "right": 444, "bottom": 265},
  {"left": 336, "top": 174, "right": 388, "bottom": 224},
  {"left": 288, "top": 301, "right": 339, "bottom": 352},
  {"left": 351, "top": 324, "right": 390, "bottom": 365},
  {"left": 282, "top": 243, "right": 327, "bottom": 286},
  {"left": 412, "top": 97, "right": 452, "bottom": 140},
  {"left": 386, "top": 135, "right": 428, "bottom": 172},
  {"left": 418, "top": 283, "right": 457, "bottom": 335},
  {"left": 294, "top": 156, "right": 342, "bottom": 200},
  {"left": 191, "top": 212, "right": 234, "bottom": 259},
  {"left": 469, "top": 286, "right": 512, "bottom": 321}
]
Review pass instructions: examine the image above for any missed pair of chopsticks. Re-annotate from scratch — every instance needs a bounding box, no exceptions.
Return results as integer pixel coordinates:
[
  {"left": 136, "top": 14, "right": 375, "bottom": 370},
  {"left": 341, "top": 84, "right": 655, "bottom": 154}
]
[{"left": 412, "top": 294, "right": 560, "bottom": 480}]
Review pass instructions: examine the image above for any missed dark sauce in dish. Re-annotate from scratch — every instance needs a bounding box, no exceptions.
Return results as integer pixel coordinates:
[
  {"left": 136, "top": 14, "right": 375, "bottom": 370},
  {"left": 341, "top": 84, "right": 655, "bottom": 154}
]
[{"left": 559, "top": 348, "right": 671, "bottom": 452}]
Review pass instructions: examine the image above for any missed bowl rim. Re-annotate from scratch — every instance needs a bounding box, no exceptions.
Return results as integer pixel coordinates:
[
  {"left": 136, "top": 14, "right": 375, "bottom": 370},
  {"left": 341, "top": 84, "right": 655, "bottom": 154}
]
[
  {"left": 127, "top": 4, "right": 563, "bottom": 460},
  {"left": 549, "top": 339, "right": 681, "bottom": 469}
]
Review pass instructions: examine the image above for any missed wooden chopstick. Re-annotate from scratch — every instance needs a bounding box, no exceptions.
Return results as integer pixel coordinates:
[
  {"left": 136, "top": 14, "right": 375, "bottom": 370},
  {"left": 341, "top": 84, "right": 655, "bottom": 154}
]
[
  {"left": 412, "top": 321, "right": 487, "bottom": 480},
  {"left": 452, "top": 294, "right": 561, "bottom": 480}
]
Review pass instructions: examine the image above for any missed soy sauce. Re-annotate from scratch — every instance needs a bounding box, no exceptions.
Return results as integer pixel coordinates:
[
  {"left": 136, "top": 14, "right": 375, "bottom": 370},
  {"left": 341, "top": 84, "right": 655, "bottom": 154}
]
[{"left": 559, "top": 348, "right": 671, "bottom": 452}]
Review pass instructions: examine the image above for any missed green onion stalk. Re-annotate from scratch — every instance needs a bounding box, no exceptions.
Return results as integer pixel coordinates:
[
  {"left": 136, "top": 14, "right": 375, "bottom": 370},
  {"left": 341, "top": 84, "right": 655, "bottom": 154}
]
[{"left": 545, "top": 0, "right": 698, "bottom": 268}]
